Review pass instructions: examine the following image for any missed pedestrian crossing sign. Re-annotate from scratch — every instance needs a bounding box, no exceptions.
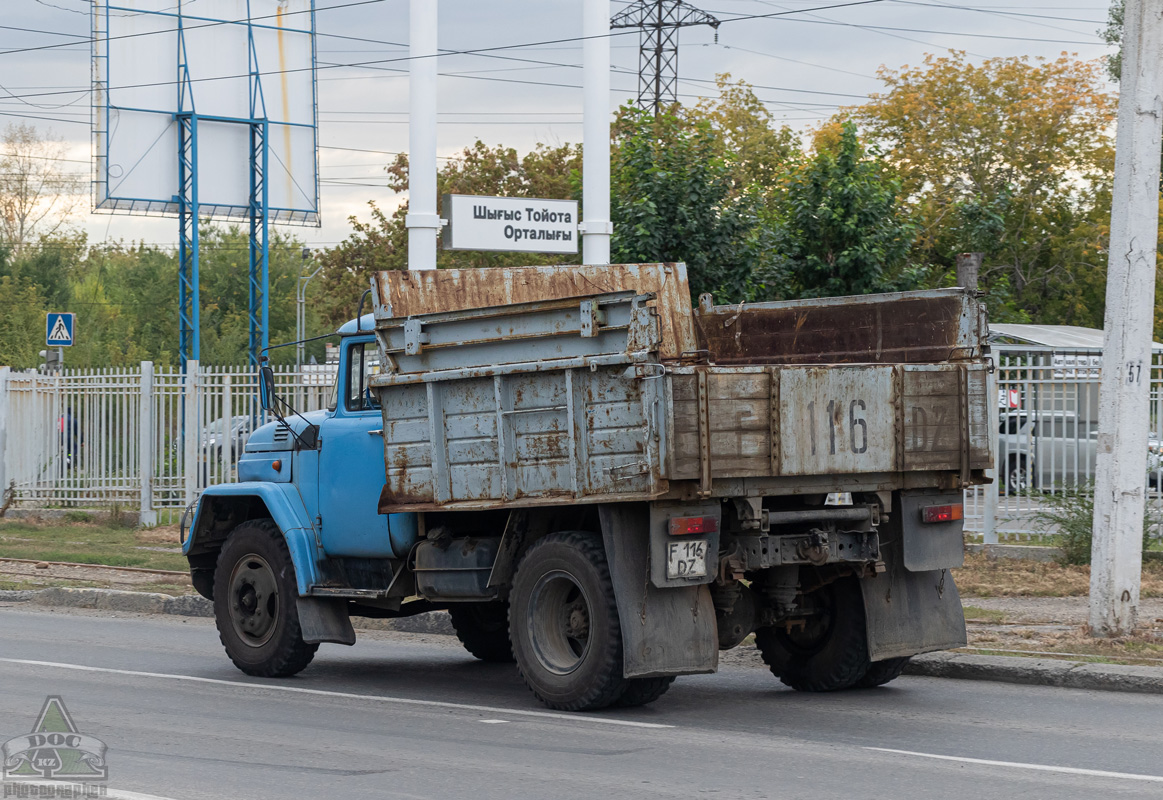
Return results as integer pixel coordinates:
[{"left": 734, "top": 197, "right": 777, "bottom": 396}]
[{"left": 46, "top": 312, "right": 75, "bottom": 347}]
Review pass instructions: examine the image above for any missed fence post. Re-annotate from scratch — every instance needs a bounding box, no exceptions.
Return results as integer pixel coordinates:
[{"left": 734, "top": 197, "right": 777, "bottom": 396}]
[
  {"left": 0, "top": 367, "right": 9, "bottom": 508},
  {"left": 184, "top": 360, "right": 200, "bottom": 508},
  {"left": 983, "top": 365, "right": 999, "bottom": 545},
  {"left": 138, "top": 361, "right": 157, "bottom": 526},
  {"left": 221, "top": 370, "right": 232, "bottom": 484}
]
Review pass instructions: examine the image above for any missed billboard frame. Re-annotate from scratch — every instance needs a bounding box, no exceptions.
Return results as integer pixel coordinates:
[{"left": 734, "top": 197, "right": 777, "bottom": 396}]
[{"left": 92, "top": 1, "right": 320, "bottom": 368}]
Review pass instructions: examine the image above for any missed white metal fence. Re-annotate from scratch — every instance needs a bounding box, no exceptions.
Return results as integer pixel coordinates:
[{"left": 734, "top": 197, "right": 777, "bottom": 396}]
[
  {"left": 0, "top": 361, "right": 336, "bottom": 522},
  {"left": 3, "top": 350, "right": 1161, "bottom": 540},
  {"left": 964, "top": 347, "right": 1163, "bottom": 541}
]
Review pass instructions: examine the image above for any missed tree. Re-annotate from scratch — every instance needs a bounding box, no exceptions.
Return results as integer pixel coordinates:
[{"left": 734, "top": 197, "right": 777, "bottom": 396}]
[
  {"left": 610, "top": 106, "right": 767, "bottom": 302},
  {"left": 0, "top": 275, "right": 45, "bottom": 368},
  {"left": 692, "top": 73, "right": 800, "bottom": 192},
  {"left": 755, "top": 121, "right": 918, "bottom": 300},
  {"left": 850, "top": 52, "right": 1116, "bottom": 320},
  {"left": 317, "top": 141, "right": 582, "bottom": 328},
  {"left": 0, "top": 124, "right": 83, "bottom": 254},
  {"left": 1102, "top": 0, "right": 1125, "bottom": 82}
]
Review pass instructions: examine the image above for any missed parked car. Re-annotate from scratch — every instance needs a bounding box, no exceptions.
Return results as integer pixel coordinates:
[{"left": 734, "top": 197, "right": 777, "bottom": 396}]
[
  {"left": 199, "top": 415, "right": 253, "bottom": 481},
  {"left": 999, "top": 410, "right": 1159, "bottom": 494}
]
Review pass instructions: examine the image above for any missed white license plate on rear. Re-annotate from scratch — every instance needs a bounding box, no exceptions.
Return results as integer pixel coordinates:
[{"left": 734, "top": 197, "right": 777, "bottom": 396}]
[{"left": 666, "top": 539, "right": 708, "bottom": 579}]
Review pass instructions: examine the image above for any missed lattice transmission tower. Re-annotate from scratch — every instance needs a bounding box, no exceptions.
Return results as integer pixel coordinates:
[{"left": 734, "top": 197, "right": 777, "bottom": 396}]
[{"left": 611, "top": 0, "right": 720, "bottom": 116}]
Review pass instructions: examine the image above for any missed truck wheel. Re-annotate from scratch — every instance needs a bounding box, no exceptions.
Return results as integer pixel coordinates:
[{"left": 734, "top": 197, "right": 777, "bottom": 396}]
[
  {"left": 449, "top": 602, "right": 515, "bottom": 663},
  {"left": 755, "top": 576, "right": 870, "bottom": 692},
  {"left": 213, "top": 519, "right": 318, "bottom": 678},
  {"left": 510, "top": 531, "right": 627, "bottom": 711},
  {"left": 856, "top": 657, "right": 910, "bottom": 688},
  {"left": 614, "top": 676, "right": 675, "bottom": 708}
]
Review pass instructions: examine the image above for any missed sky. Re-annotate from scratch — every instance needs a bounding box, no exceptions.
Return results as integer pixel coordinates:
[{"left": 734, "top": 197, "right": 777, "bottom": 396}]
[{"left": 1, "top": 0, "right": 1119, "bottom": 253}]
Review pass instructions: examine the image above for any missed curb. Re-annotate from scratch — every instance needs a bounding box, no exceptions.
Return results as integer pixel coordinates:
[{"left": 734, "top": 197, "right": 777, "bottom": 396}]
[
  {"left": 0, "top": 587, "right": 456, "bottom": 634},
  {"left": 905, "top": 651, "right": 1163, "bottom": 694}
]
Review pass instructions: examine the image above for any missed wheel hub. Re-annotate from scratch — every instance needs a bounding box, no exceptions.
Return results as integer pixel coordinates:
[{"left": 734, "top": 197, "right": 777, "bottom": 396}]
[
  {"left": 228, "top": 554, "right": 279, "bottom": 647},
  {"left": 528, "top": 570, "right": 593, "bottom": 676}
]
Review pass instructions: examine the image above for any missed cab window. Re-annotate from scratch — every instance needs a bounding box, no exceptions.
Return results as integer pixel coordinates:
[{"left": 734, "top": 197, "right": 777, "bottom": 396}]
[{"left": 345, "top": 342, "right": 381, "bottom": 412}]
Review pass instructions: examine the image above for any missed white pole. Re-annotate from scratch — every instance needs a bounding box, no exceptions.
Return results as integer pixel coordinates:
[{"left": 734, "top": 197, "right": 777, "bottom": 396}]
[
  {"left": 1090, "top": 0, "right": 1163, "bottom": 636},
  {"left": 138, "top": 361, "right": 156, "bottom": 527},
  {"left": 582, "top": 0, "right": 612, "bottom": 265},
  {"left": 406, "top": 0, "right": 439, "bottom": 271}
]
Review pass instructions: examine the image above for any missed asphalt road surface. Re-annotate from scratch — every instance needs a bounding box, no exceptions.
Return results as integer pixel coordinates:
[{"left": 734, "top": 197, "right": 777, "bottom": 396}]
[{"left": 1, "top": 605, "right": 1161, "bottom": 800}]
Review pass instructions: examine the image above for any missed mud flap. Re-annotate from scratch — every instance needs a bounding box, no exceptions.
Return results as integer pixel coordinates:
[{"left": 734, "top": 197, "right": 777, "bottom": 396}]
[
  {"left": 599, "top": 504, "right": 718, "bottom": 678},
  {"left": 859, "top": 528, "right": 966, "bottom": 661},
  {"left": 297, "top": 597, "right": 356, "bottom": 646}
]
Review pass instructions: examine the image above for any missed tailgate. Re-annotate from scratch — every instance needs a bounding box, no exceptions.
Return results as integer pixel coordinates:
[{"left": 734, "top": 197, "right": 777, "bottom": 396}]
[{"left": 668, "top": 363, "right": 991, "bottom": 481}]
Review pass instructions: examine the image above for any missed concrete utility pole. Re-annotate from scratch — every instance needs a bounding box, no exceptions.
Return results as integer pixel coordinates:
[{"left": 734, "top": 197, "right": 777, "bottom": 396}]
[
  {"left": 406, "top": 0, "right": 439, "bottom": 271},
  {"left": 582, "top": 0, "right": 612, "bottom": 265},
  {"left": 1090, "top": 0, "right": 1163, "bottom": 636}
]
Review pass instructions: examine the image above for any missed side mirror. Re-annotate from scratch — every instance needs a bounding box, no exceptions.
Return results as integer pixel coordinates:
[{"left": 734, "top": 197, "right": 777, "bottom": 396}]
[{"left": 259, "top": 366, "right": 276, "bottom": 411}]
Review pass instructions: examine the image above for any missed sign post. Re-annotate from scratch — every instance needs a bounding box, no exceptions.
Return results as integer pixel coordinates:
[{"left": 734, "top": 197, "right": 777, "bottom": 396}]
[{"left": 45, "top": 312, "right": 74, "bottom": 372}]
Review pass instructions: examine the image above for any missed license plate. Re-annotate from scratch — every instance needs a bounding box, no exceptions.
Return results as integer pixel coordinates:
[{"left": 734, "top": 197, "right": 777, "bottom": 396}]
[{"left": 666, "top": 539, "right": 708, "bottom": 579}]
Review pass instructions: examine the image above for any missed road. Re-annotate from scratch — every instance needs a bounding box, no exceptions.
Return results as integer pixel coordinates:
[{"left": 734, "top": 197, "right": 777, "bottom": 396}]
[{"left": 1, "top": 605, "right": 1161, "bottom": 800}]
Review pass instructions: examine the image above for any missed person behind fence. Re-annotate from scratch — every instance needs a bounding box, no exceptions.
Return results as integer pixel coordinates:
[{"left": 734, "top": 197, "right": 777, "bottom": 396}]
[{"left": 59, "top": 405, "right": 81, "bottom": 469}]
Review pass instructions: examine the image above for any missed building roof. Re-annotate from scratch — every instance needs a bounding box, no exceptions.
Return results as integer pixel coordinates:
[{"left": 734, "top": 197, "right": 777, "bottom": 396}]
[{"left": 988, "top": 323, "right": 1163, "bottom": 351}]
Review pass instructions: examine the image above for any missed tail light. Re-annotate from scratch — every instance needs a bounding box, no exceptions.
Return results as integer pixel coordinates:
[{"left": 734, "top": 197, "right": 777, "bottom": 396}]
[
  {"left": 921, "top": 504, "right": 963, "bottom": 524},
  {"left": 668, "top": 516, "right": 719, "bottom": 536}
]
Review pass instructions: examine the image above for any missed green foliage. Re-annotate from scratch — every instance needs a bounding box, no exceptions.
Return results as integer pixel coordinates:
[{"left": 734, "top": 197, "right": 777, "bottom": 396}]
[
  {"left": 316, "top": 141, "right": 582, "bottom": 328},
  {"left": 610, "top": 106, "right": 766, "bottom": 302},
  {"left": 1102, "top": 1, "right": 1124, "bottom": 82},
  {"left": 1034, "top": 483, "right": 1159, "bottom": 566},
  {"left": 0, "top": 274, "right": 46, "bottom": 368},
  {"left": 753, "top": 121, "right": 919, "bottom": 301}
]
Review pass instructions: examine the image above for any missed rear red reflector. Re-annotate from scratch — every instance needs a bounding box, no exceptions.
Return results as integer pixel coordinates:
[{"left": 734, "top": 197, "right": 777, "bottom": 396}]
[
  {"left": 921, "top": 504, "right": 963, "bottom": 524},
  {"left": 668, "top": 516, "right": 718, "bottom": 536}
]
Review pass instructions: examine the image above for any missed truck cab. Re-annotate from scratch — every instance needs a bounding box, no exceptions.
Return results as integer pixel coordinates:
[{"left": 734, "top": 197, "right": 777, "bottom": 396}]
[{"left": 182, "top": 316, "right": 419, "bottom": 615}]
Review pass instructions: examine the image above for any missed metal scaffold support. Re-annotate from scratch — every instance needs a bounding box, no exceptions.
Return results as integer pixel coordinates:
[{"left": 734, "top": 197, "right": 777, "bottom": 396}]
[
  {"left": 248, "top": 11, "right": 271, "bottom": 367},
  {"left": 176, "top": 7, "right": 199, "bottom": 370}
]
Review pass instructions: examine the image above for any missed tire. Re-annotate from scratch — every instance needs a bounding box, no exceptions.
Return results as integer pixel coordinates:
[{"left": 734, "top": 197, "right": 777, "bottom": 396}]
[
  {"left": 449, "top": 602, "right": 515, "bottom": 663},
  {"left": 856, "top": 656, "right": 910, "bottom": 688},
  {"left": 509, "top": 531, "right": 627, "bottom": 711},
  {"left": 213, "top": 519, "right": 318, "bottom": 677},
  {"left": 614, "top": 676, "right": 675, "bottom": 708},
  {"left": 1006, "top": 457, "right": 1032, "bottom": 495},
  {"left": 754, "top": 576, "right": 870, "bottom": 692}
]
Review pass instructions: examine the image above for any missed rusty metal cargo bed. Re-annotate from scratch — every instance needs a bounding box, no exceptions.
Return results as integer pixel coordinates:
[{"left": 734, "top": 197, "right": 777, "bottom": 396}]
[{"left": 369, "top": 265, "right": 991, "bottom": 513}]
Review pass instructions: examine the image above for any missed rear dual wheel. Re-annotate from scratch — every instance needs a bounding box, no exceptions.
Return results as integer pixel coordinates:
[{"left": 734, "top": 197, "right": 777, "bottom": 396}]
[
  {"left": 755, "top": 576, "right": 871, "bottom": 692},
  {"left": 509, "top": 531, "right": 632, "bottom": 712}
]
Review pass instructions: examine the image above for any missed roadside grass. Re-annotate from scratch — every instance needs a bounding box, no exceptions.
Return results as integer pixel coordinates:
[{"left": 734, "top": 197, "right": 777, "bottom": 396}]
[
  {"left": 954, "top": 552, "right": 1163, "bottom": 598},
  {"left": 965, "top": 625, "right": 1163, "bottom": 668},
  {"left": 0, "top": 518, "right": 186, "bottom": 572},
  {"left": 962, "top": 605, "right": 1008, "bottom": 623}
]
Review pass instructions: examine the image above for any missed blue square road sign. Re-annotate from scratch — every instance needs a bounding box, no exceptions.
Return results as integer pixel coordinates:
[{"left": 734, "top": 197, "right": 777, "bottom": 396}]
[{"left": 46, "top": 312, "right": 75, "bottom": 347}]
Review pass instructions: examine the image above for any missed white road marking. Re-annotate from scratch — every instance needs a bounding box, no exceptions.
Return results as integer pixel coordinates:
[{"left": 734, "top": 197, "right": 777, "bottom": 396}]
[
  {"left": 0, "top": 784, "right": 180, "bottom": 800},
  {"left": 0, "top": 657, "right": 673, "bottom": 730},
  {"left": 867, "top": 747, "right": 1163, "bottom": 783},
  {"left": 478, "top": 719, "right": 509, "bottom": 724}
]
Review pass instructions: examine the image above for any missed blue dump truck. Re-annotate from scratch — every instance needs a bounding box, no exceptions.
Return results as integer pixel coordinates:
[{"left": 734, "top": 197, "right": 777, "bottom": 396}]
[{"left": 182, "top": 264, "right": 991, "bottom": 711}]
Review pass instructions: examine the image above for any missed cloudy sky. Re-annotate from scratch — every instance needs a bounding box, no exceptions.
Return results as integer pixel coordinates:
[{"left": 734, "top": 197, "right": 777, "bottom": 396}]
[{"left": 2, "top": 0, "right": 1117, "bottom": 251}]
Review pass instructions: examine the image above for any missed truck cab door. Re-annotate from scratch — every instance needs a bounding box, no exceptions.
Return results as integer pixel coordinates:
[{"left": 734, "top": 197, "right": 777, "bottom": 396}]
[{"left": 316, "top": 338, "right": 398, "bottom": 558}]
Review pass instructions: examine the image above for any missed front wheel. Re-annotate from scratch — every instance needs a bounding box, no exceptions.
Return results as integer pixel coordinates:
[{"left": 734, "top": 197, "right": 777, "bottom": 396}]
[
  {"left": 509, "top": 531, "right": 627, "bottom": 711},
  {"left": 213, "top": 519, "right": 317, "bottom": 677},
  {"left": 755, "top": 575, "right": 870, "bottom": 692}
]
